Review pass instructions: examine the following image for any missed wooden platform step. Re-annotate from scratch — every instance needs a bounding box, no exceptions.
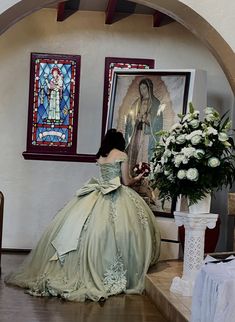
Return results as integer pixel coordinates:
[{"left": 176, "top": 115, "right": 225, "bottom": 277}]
[
  {"left": 145, "top": 260, "right": 191, "bottom": 322},
  {"left": 1, "top": 253, "right": 168, "bottom": 322}
]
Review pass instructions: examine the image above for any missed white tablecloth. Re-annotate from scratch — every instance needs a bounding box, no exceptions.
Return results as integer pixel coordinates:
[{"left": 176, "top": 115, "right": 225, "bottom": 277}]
[{"left": 191, "top": 255, "right": 235, "bottom": 322}]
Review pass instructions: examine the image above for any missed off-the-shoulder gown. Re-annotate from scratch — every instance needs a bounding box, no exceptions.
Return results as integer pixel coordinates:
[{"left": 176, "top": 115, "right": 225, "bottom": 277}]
[{"left": 5, "top": 158, "right": 161, "bottom": 302}]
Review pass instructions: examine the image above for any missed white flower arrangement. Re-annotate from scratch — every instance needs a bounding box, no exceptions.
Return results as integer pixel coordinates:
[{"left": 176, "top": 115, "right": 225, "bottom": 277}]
[{"left": 150, "top": 103, "right": 235, "bottom": 206}]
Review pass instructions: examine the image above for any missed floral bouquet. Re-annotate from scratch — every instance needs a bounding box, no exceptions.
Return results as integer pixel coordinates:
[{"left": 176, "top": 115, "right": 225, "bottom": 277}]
[
  {"left": 133, "top": 162, "right": 150, "bottom": 177},
  {"left": 150, "top": 103, "right": 235, "bottom": 206}
]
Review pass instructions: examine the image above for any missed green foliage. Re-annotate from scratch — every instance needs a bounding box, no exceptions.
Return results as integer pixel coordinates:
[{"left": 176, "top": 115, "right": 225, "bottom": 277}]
[
  {"left": 150, "top": 104, "right": 235, "bottom": 206},
  {"left": 189, "top": 102, "right": 194, "bottom": 114}
]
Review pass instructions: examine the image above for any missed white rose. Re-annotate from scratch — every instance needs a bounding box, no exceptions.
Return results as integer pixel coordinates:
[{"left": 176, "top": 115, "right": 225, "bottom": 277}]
[
  {"left": 181, "top": 147, "right": 196, "bottom": 157},
  {"left": 154, "top": 164, "right": 163, "bottom": 173},
  {"left": 164, "top": 170, "right": 170, "bottom": 176},
  {"left": 176, "top": 134, "right": 186, "bottom": 144},
  {"left": 189, "top": 119, "right": 200, "bottom": 128},
  {"left": 193, "top": 110, "right": 200, "bottom": 116},
  {"left": 205, "top": 114, "right": 216, "bottom": 122},
  {"left": 204, "top": 107, "right": 220, "bottom": 120},
  {"left": 164, "top": 149, "right": 172, "bottom": 157},
  {"left": 191, "top": 135, "right": 201, "bottom": 145},
  {"left": 174, "top": 154, "right": 184, "bottom": 167},
  {"left": 165, "top": 136, "right": 173, "bottom": 147},
  {"left": 170, "top": 123, "right": 182, "bottom": 131},
  {"left": 160, "top": 156, "right": 166, "bottom": 165},
  {"left": 177, "top": 170, "right": 186, "bottom": 179},
  {"left": 186, "top": 130, "right": 203, "bottom": 140},
  {"left": 186, "top": 168, "right": 199, "bottom": 181},
  {"left": 207, "top": 127, "right": 218, "bottom": 135},
  {"left": 205, "top": 107, "right": 216, "bottom": 115},
  {"left": 218, "top": 132, "right": 228, "bottom": 142},
  {"left": 182, "top": 157, "right": 189, "bottom": 164},
  {"left": 208, "top": 157, "right": 220, "bottom": 167}
]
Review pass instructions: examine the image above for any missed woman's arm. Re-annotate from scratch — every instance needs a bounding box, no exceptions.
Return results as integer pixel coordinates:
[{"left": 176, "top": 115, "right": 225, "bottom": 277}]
[{"left": 121, "top": 158, "right": 144, "bottom": 186}]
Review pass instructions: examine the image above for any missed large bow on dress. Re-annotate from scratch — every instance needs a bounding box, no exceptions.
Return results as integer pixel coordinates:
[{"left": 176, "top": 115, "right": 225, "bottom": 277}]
[
  {"left": 75, "top": 176, "right": 121, "bottom": 196},
  {"left": 50, "top": 177, "right": 121, "bottom": 262}
]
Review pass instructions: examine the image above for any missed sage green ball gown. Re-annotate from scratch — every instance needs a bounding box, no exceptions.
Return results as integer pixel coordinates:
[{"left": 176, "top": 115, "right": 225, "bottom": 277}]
[{"left": 5, "top": 158, "right": 161, "bottom": 302}]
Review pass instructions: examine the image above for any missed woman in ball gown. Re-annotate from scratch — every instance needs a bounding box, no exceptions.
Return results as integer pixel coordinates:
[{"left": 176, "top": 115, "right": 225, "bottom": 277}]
[{"left": 5, "top": 129, "right": 161, "bottom": 302}]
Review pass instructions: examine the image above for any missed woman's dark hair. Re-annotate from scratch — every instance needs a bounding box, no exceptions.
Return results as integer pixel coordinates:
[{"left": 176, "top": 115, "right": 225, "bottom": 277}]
[{"left": 96, "top": 129, "right": 126, "bottom": 158}]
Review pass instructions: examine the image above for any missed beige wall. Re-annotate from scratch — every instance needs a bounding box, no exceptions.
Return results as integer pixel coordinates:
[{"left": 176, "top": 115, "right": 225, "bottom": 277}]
[
  {"left": 133, "top": 0, "right": 235, "bottom": 52},
  {"left": 179, "top": 0, "right": 235, "bottom": 50},
  {"left": 0, "top": 9, "right": 233, "bottom": 249}
]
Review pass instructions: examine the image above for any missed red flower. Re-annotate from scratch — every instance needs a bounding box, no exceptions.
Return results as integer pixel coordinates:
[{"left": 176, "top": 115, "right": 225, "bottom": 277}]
[{"left": 132, "top": 162, "right": 150, "bottom": 177}]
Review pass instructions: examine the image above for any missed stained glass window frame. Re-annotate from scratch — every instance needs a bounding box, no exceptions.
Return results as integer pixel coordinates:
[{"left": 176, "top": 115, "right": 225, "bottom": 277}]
[
  {"left": 23, "top": 53, "right": 95, "bottom": 162},
  {"left": 101, "top": 57, "right": 155, "bottom": 138}
]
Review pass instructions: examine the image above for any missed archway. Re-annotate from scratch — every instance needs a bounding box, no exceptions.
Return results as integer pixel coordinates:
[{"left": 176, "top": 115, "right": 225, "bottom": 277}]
[
  {"left": 0, "top": 0, "right": 234, "bottom": 93},
  {"left": 134, "top": 0, "right": 235, "bottom": 94}
]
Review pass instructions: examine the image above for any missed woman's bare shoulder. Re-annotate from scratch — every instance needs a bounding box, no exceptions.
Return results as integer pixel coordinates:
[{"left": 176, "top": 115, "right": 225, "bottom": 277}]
[
  {"left": 97, "top": 150, "right": 128, "bottom": 164},
  {"left": 109, "top": 149, "right": 127, "bottom": 159},
  {"left": 104, "top": 149, "right": 128, "bottom": 163}
]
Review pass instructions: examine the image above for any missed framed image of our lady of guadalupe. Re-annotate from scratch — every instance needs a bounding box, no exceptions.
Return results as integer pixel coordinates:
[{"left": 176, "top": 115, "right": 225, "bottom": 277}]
[
  {"left": 106, "top": 69, "right": 191, "bottom": 216},
  {"left": 101, "top": 57, "right": 155, "bottom": 138}
]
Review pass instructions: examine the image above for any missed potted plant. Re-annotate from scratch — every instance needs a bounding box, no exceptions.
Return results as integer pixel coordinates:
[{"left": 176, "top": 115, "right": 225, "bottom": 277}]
[
  {"left": 150, "top": 103, "right": 235, "bottom": 253},
  {"left": 150, "top": 103, "right": 235, "bottom": 213}
]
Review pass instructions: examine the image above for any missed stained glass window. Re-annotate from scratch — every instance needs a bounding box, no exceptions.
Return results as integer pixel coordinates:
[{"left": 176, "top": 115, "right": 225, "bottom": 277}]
[{"left": 24, "top": 53, "right": 81, "bottom": 158}]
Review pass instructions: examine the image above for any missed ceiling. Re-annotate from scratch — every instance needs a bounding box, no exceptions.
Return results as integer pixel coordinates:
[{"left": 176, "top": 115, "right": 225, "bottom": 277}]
[
  {"left": 47, "top": 0, "right": 155, "bottom": 14},
  {"left": 46, "top": 0, "right": 173, "bottom": 26}
]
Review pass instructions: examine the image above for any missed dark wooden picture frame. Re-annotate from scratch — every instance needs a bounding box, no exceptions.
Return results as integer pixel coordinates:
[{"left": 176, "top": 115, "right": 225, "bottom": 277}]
[
  {"left": 101, "top": 57, "right": 155, "bottom": 138},
  {"left": 23, "top": 53, "right": 96, "bottom": 162},
  {"left": 107, "top": 69, "right": 191, "bottom": 217}
]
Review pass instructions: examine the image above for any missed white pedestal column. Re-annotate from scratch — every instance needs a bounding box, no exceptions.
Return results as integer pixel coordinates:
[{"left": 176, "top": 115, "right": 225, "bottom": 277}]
[{"left": 170, "top": 211, "right": 218, "bottom": 296}]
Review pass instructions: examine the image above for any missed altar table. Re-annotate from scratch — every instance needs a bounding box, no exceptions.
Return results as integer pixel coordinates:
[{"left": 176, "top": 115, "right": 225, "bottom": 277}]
[{"left": 191, "top": 256, "right": 235, "bottom": 322}]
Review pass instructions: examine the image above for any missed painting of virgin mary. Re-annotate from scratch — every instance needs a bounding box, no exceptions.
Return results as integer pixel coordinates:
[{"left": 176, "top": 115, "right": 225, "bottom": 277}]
[
  {"left": 124, "top": 78, "right": 163, "bottom": 172},
  {"left": 107, "top": 70, "right": 190, "bottom": 214}
]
